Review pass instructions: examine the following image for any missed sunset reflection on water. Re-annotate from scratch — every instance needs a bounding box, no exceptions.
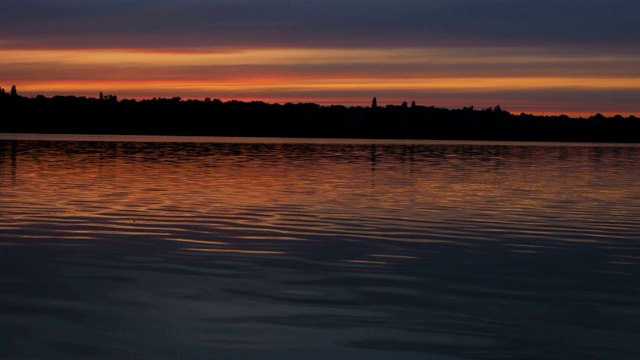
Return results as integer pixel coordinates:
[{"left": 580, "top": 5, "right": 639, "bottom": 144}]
[{"left": 0, "top": 136, "right": 639, "bottom": 359}]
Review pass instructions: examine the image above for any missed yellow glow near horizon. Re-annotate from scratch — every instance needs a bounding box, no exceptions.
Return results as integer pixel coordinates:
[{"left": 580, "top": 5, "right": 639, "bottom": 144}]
[
  {"left": 2, "top": 48, "right": 444, "bottom": 66},
  {"left": 3, "top": 47, "right": 639, "bottom": 67}
]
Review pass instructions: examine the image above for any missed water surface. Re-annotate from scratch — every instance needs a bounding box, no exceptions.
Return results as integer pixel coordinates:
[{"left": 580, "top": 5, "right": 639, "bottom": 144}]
[{"left": 1, "top": 135, "right": 639, "bottom": 359}]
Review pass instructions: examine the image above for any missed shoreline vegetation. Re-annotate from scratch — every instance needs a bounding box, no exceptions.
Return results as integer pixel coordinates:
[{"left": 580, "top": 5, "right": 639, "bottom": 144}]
[{"left": 1, "top": 87, "right": 639, "bottom": 142}]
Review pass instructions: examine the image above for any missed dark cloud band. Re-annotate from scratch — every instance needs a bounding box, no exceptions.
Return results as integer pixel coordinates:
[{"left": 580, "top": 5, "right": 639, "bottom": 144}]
[{"left": 1, "top": 0, "right": 638, "bottom": 49}]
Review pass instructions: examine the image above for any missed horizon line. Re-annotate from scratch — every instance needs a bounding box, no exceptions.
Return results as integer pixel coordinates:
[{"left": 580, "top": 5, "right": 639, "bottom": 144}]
[{"left": 2, "top": 89, "right": 638, "bottom": 120}]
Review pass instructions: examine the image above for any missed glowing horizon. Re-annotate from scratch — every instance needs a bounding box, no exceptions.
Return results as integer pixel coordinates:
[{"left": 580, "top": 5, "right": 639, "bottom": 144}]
[{"left": 2, "top": 46, "right": 639, "bottom": 118}]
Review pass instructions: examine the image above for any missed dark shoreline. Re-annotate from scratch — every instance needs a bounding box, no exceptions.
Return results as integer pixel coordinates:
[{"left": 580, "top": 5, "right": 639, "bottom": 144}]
[{"left": 1, "top": 92, "right": 639, "bottom": 143}]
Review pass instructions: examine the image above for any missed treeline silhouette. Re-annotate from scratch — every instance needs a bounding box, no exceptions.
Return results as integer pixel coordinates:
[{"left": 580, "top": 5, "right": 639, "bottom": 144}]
[{"left": 1, "top": 88, "right": 639, "bottom": 142}]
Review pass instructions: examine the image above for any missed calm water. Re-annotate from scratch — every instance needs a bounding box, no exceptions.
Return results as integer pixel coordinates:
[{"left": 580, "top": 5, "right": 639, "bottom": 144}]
[{"left": 1, "top": 134, "right": 639, "bottom": 360}]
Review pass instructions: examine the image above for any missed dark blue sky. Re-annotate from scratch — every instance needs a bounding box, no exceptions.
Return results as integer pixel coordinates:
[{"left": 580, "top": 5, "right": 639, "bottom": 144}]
[{"left": 2, "top": 0, "right": 638, "bottom": 49}]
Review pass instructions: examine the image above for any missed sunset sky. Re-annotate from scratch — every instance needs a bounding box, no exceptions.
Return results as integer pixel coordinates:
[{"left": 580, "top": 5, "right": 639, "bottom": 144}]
[{"left": 1, "top": 0, "right": 639, "bottom": 117}]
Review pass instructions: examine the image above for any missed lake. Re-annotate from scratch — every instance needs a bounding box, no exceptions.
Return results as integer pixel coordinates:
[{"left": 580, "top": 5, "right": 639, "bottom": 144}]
[{"left": 1, "top": 134, "right": 639, "bottom": 360}]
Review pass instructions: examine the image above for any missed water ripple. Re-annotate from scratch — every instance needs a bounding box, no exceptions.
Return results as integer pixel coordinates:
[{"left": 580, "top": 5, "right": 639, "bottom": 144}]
[{"left": 1, "top": 137, "right": 639, "bottom": 359}]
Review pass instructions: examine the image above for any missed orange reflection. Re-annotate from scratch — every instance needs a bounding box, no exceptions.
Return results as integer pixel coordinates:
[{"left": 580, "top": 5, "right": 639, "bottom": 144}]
[
  {"left": 166, "top": 238, "right": 228, "bottom": 246},
  {"left": 181, "top": 248, "right": 284, "bottom": 255},
  {"left": 2, "top": 140, "right": 639, "bottom": 258}
]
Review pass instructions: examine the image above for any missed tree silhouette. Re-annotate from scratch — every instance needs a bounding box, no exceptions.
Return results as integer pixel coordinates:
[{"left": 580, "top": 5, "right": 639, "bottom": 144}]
[
  {"left": 0, "top": 88, "right": 638, "bottom": 143},
  {"left": 10, "top": 85, "right": 17, "bottom": 96}
]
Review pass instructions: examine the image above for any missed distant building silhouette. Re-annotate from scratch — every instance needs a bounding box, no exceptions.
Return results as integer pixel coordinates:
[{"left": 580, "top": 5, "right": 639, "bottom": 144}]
[
  {"left": 372, "top": 97, "right": 377, "bottom": 109},
  {"left": 411, "top": 100, "right": 416, "bottom": 109},
  {"left": 99, "top": 92, "right": 104, "bottom": 101},
  {"left": 402, "top": 101, "right": 408, "bottom": 109}
]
